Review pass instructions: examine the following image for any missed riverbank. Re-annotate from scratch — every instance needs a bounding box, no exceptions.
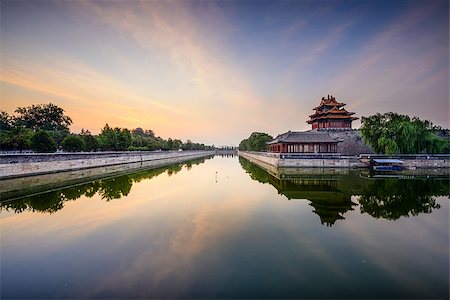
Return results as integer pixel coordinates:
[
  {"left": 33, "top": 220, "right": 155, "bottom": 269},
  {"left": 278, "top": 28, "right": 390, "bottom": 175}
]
[
  {"left": 0, "top": 151, "right": 215, "bottom": 179},
  {"left": 239, "top": 151, "right": 450, "bottom": 174}
]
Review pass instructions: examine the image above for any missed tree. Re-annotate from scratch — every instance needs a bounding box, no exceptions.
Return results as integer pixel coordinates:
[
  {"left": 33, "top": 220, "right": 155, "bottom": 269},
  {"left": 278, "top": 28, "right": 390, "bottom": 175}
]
[
  {"left": 61, "top": 135, "right": 85, "bottom": 152},
  {"left": 182, "top": 140, "right": 194, "bottom": 150},
  {"left": 31, "top": 130, "right": 57, "bottom": 153},
  {"left": 0, "top": 110, "right": 12, "bottom": 131},
  {"left": 172, "top": 139, "right": 182, "bottom": 150},
  {"left": 81, "top": 133, "right": 99, "bottom": 151},
  {"left": 47, "top": 130, "right": 70, "bottom": 146},
  {"left": 14, "top": 103, "right": 72, "bottom": 131},
  {"left": 360, "top": 112, "right": 449, "bottom": 155},
  {"left": 239, "top": 132, "right": 273, "bottom": 151},
  {"left": 97, "top": 124, "right": 132, "bottom": 151},
  {"left": 0, "top": 127, "right": 33, "bottom": 151}
]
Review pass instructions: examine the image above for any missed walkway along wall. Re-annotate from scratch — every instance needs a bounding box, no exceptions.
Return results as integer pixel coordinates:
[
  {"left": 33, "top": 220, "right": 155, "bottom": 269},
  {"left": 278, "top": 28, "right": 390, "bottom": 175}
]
[{"left": 0, "top": 151, "right": 215, "bottom": 179}]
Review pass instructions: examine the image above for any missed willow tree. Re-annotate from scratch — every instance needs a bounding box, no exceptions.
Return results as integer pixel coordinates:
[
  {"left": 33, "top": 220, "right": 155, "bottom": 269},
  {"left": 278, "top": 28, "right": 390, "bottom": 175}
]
[{"left": 360, "top": 112, "right": 449, "bottom": 155}]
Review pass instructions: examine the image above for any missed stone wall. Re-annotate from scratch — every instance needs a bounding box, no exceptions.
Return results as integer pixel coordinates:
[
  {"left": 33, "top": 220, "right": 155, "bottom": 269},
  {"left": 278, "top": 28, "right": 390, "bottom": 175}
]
[
  {"left": 317, "top": 129, "right": 374, "bottom": 155},
  {"left": 239, "top": 151, "right": 449, "bottom": 171},
  {"left": 239, "top": 151, "right": 366, "bottom": 169},
  {"left": 0, "top": 151, "right": 215, "bottom": 179},
  {"left": 279, "top": 157, "right": 365, "bottom": 168}
]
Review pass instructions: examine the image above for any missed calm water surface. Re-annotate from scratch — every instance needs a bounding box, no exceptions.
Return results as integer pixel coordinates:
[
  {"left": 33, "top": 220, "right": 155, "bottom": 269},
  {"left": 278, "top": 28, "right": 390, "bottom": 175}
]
[{"left": 1, "top": 156, "right": 449, "bottom": 299}]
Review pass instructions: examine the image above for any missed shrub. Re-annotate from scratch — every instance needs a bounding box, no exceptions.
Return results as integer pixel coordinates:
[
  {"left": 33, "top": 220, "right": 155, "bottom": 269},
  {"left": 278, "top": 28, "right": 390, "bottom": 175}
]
[
  {"left": 61, "top": 135, "right": 84, "bottom": 152},
  {"left": 31, "top": 130, "right": 57, "bottom": 153},
  {"left": 82, "top": 134, "right": 99, "bottom": 151}
]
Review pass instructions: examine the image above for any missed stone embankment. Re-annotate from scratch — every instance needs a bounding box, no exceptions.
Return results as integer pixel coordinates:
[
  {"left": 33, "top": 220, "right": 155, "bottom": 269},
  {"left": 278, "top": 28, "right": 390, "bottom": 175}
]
[
  {"left": 0, "top": 151, "right": 215, "bottom": 179},
  {"left": 239, "top": 151, "right": 366, "bottom": 169},
  {"left": 239, "top": 151, "right": 450, "bottom": 170}
]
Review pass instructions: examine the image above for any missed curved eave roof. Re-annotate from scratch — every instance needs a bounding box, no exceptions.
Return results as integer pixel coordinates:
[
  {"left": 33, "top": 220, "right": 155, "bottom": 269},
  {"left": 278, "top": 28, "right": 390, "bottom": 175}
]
[
  {"left": 267, "top": 131, "right": 338, "bottom": 144},
  {"left": 313, "top": 103, "right": 345, "bottom": 110},
  {"left": 309, "top": 110, "right": 356, "bottom": 118}
]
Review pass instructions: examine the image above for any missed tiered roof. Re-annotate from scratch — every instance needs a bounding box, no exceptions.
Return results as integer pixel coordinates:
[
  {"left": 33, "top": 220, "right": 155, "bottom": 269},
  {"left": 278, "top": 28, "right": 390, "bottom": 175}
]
[{"left": 307, "top": 95, "right": 358, "bottom": 124}]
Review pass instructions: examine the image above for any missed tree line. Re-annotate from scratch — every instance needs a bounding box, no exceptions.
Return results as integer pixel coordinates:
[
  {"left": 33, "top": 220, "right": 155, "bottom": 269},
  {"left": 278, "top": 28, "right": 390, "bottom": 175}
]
[
  {"left": 0, "top": 103, "right": 214, "bottom": 153},
  {"left": 360, "top": 112, "right": 449, "bottom": 155},
  {"left": 238, "top": 132, "right": 273, "bottom": 151}
]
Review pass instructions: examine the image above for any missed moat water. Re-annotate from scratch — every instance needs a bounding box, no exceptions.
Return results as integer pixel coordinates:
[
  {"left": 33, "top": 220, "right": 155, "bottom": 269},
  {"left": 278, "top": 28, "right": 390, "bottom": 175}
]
[{"left": 1, "top": 155, "right": 448, "bottom": 299}]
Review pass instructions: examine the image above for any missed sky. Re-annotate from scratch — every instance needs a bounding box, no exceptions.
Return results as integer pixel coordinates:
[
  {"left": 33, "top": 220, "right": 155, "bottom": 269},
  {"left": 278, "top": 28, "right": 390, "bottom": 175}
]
[{"left": 0, "top": 0, "right": 448, "bottom": 146}]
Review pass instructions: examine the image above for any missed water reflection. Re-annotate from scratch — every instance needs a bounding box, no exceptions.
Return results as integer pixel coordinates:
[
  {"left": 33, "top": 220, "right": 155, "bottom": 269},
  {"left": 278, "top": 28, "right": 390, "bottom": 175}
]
[
  {"left": 0, "top": 157, "right": 210, "bottom": 214},
  {"left": 239, "top": 157, "right": 448, "bottom": 226}
]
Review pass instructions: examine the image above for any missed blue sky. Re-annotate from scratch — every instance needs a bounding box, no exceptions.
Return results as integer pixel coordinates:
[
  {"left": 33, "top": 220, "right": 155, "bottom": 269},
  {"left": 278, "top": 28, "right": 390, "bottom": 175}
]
[{"left": 1, "top": 0, "right": 448, "bottom": 145}]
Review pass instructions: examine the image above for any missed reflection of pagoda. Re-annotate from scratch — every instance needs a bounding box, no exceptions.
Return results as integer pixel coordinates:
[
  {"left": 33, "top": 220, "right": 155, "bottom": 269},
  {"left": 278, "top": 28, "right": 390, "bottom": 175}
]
[
  {"left": 269, "top": 176, "right": 357, "bottom": 227},
  {"left": 307, "top": 95, "right": 358, "bottom": 130}
]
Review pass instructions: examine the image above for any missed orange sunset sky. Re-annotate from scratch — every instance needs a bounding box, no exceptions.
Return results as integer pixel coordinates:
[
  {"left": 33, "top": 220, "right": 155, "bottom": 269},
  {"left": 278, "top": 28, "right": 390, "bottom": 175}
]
[{"left": 1, "top": 0, "right": 448, "bottom": 145}]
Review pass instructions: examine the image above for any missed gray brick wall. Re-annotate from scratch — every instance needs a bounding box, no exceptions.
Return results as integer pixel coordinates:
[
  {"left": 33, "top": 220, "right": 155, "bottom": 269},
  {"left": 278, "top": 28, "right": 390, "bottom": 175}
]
[{"left": 317, "top": 129, "right": 374, "bottom": 155}]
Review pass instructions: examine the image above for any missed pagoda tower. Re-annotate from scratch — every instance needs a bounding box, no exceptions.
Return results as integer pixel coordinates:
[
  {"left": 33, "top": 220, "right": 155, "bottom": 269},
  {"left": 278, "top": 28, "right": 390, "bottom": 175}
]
[{"left": 307, "top": 95, "right": 358, "bottom": 130}]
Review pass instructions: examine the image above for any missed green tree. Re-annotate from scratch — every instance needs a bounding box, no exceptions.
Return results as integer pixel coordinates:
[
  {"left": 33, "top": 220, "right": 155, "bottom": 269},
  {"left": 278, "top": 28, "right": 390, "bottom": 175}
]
[
  {"left": 31, "top": 130, "right": 57, "bottom": 153},
  {"left": 360, "top": 112, "right": 449, "bottom": 155},
  {"left": 0, "top": 110, "right": 12, "bottom": 131},
  {"left": 61, "top": 135, "right": 85, "bottom": 152},
  {"left": 14, "top": 103, "right": 72, "bottom": 131},
  {"left": 0, "top": 127, "right": 33, "bottom": 151},
  {"left": 98, "top": 124, "right": 132, "bottom": 151},
  {"left": 172, "top": 139, "right": 182, "bottom": 150},
  {"left": 81, "top": 133, "right": 99, "bottom": 151},
  {"left": 182, "top": 140, "right": 194, "bottom": 150},
  {"left": 47, "top": 130, "right": 70, "bottom": 146},
  {"left": 239, "top": 132, "right": 273, "bottom": 151}
]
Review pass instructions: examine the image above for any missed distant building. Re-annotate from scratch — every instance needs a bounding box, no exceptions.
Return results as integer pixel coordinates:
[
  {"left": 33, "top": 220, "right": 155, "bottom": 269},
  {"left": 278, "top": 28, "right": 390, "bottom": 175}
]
[
  {"left": 307, "top": 95, "right": 358, "bottom": 130},
  {"left": 267, "top": 131, "right": 339, "bottom": 153},
  {"left": 267, "top": 94, "right": 373, "bottom": 154}
]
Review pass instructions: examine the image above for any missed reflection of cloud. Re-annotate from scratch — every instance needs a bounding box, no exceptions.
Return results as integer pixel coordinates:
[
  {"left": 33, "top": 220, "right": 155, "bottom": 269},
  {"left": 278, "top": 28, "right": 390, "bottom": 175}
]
[
  {"left": 0, "top": 194, "right": 126, "bottom": 252},
  {"left": 91, "top": 193, "right": 259, "bottom": 296},
  {"left": 339, "top": 196, "right": 449, "bottom": 293}
]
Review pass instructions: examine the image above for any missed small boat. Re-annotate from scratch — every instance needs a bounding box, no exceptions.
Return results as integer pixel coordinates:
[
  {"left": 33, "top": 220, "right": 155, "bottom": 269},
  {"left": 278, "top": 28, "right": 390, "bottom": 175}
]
[{"left": 371, "top": 158, "right": 404, "bottom": 171}]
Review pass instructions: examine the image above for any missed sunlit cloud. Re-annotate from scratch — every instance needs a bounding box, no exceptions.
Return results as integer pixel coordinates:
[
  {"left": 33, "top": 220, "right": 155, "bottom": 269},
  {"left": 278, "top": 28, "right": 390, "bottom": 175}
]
[{"left": 0, "top": 0, "right": 448, "bottom": 143}]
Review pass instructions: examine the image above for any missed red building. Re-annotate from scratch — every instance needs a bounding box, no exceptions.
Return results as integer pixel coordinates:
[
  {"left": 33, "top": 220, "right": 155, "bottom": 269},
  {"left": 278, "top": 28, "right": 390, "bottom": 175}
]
[
  {"left": 307, "top": 95, "right": 358, "bottom": 129},
  {"left": 267, "top": 131, "right": 339, "bottom": 153}
]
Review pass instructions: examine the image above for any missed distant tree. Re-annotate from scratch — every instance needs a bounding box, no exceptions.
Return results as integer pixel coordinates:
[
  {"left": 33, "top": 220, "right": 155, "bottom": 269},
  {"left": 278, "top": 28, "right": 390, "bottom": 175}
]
[
  {"left": 167, "top": 138, "right": 174, "bottom": 150},
  {"left": 47, "top": 130, "right": 70, "bottom": 146},
  {"left": 97, "top": 124, "right": 132, "bottom": 151},
  {"left": 61, "top": 135, "right": 85, "bottom": 152},
  {"left": 239, "top": 132, "right": 273, "bottom": 151},
  {"left": 31, "top": 130, "right": 57, "bottom": 153},
  {"left": 172, "top": 139, "right": 182, "bottom": 150},
  {"left": 14, "top": 103, "right": 72, "bottom": 131},
  {"left": 182, "top": 140, "right": 194, "bottom": 150},
  {"left": 0, "top": 127, "right": 33, "bottom": 151},
  {"left": 360, "top": 112, "right": 449, "bottom": 155},
  {"left": 81, "top": 134, "right": 99, "bottom": 151},
  {"left": 0, "top": 110, "right": 12, "bottom": 131}
]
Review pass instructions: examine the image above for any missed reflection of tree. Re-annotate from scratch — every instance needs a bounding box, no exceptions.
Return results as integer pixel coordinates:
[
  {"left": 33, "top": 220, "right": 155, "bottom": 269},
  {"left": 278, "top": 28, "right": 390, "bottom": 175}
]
[
  {"left": 359, "top": 179, "right": 446, "bottom": 220},
  {"left": 167, "top": 164, "right": 183, "bottom": 177},
  {"left": 97, "top": 176, "right": 133, "bottom": 201},
  {"left": 1, "top": 192, "right": 64, "bottom": 214},
  {"left": 238, "top": 157, "right": 271, "bottom": 184},
  {"left": 239, "top": 156, "right": 448, "bottom": 224},
  {"left": 0, "top": 157, "right": 211, "bottom": 214}
]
